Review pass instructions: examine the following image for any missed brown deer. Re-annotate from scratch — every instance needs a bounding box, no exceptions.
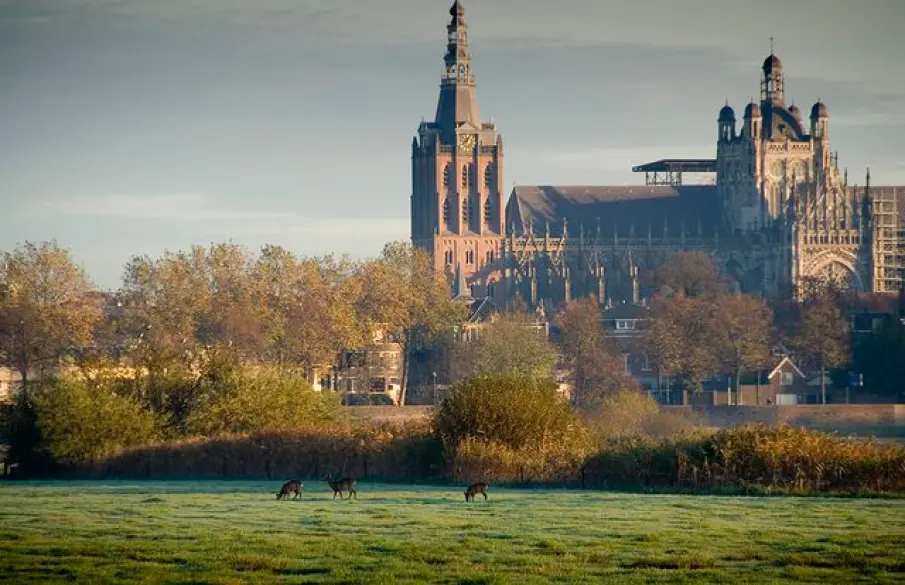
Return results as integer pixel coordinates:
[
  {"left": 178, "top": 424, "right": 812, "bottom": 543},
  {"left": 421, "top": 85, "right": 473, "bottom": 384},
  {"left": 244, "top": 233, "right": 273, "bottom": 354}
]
[
  {"left": 276, "top": 479, "right": 303, "bottom": 500},
  {"left": 464, "top": 482, "right": 488, "bottom": 502},
  {"left": 325, "top": 474, "right": 357, "bottom": 500}
]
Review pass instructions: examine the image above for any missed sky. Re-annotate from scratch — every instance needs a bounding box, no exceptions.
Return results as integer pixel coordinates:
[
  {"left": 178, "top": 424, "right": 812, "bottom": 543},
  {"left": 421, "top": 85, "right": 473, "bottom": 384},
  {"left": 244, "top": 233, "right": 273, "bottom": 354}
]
[{"left": 1, "top": 0, "right": 904, "bottom": 289}]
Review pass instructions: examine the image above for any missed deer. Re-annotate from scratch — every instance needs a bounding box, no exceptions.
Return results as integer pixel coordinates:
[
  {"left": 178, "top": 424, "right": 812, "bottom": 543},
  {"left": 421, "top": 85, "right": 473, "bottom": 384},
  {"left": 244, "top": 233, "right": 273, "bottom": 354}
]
[
  {"left": 276, "top": 479, "right": 303, "bottom": 500},
  {"left": 464, "top": 482, "right": 489, "bottom": 502},
  {"left": 324, "top": 474, "right": 357, "bottom": 500}
]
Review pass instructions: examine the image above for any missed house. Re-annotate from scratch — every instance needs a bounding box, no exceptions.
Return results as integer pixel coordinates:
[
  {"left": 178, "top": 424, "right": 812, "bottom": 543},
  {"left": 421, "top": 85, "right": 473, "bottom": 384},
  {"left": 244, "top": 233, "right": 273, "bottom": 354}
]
[
  {"left": 695, "top": 355, "right": 809, "bottom": 406},
  {"left": 600, "top": 302, "right": 662, "bottom": 392},
  {"left": 332, "top": 328, "right": 404, "bottom": 405}
]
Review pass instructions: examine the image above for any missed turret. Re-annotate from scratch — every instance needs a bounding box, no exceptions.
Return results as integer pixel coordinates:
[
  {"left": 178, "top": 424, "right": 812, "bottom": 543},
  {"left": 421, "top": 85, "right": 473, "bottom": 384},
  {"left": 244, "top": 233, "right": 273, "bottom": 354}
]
[
  {"left": 718, "top": 103, "right": 736, "bottom": 143},
  {"left": 761, "top": 53, "right": 785, "bottom": 105},
  {"left": 743, "top": 101, "right": 762, "bottom": 139},
  {"left": 811, "top": 101, "right": 830, "bottom": 170}
]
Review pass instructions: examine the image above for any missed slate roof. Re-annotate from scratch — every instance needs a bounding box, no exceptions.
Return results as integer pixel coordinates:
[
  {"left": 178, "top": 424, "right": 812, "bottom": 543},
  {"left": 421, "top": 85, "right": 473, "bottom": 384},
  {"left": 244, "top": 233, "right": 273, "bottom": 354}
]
[
  {"left": 602, "top": 303, "right": 651, "bottom": 321},
  {"left": 507, "top": 185, "right": 723, "bottom": 238},
  {"left": 466, "top": 297, "right": 499, "bottom": 324}
]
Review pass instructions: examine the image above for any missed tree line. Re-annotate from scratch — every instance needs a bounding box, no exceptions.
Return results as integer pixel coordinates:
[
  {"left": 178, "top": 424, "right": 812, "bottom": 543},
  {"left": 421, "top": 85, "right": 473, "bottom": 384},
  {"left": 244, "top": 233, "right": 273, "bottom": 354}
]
[{"left": 0, "top": 241, "right": 888, "bottom": 410}]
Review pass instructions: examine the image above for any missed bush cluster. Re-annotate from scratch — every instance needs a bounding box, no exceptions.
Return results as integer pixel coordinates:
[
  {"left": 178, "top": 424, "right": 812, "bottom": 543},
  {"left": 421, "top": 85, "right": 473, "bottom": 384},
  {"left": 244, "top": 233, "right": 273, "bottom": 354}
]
[
  {"left": 0, "top": 366, "right": 342, "bottom": 473},
  {"left": 4, "top": 372, "right": 904, "bottom": 494},
  {"left": 583, "top": 425, "right": 905, "bottom": 492},
  {"left": 98, "top": 422, "right": 442, "bottom": 482}
]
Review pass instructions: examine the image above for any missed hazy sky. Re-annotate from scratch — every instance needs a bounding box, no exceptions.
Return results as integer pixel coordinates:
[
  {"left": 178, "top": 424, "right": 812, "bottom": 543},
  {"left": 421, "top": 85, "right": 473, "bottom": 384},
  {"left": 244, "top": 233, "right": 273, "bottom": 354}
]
[{"left": 2, "top": 0, "right": 904, "bottom": 289}]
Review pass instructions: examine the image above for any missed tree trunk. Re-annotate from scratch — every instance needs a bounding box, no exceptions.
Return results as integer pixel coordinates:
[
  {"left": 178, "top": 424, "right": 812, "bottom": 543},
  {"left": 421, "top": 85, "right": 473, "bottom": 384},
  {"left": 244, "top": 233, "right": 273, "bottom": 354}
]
[
  {"left": 398, "top": 333, "right": 411, "bottom": 407},
  {"left": 735, "top": 371, "right": 742, "bottom": 406},
  {"left": 820, "top": 361, "right": 827, "bottom": 405},
  {"left": 755, "top": 369, "right": 761, "bottom": 405}
]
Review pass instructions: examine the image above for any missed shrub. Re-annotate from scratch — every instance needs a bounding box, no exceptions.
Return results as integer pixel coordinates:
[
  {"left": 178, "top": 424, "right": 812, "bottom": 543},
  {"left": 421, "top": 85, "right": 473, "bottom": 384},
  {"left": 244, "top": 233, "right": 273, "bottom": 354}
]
[
  {"left": 100, "top": 421, "right": 445, "bottom": 481},
  {"left": 452, "top": 434, "right": 593, "bottom": 485},
  {"left": 186, "top": 367, "right": 343, "bottom": 436},
  {"left": 583, "top": 388, "right": 659, "bottom": 440},
  {"left": 583, "top": 425, "right": 905, "bottom": 493},
  {"left": 434, "top": 374, "right": 581, "bottom": 452},
  {"left": 0, "top": 385, "right": 56, "bottom": 476},
  {"left": 32, "top": 378, "right": 161, "bottom": 466}
]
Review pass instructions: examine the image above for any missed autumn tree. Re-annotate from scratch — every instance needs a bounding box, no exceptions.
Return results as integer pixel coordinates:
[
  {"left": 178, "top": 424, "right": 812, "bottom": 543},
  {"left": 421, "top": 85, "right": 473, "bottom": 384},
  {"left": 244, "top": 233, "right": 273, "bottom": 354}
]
[
  {"left": 453, "top": 308, "right": 559, "bottom": 382},
  {"left": 196, "top": 243, "right": 269, "bottom": 361},
  {"left": 788, "top": 293, "right": 850, "bottom": 404},
  {"left": 355, "top": 242, "right": 467, "bottom": 405},
  {"left": 645, "top": 294, "right": 719, "bottom": 394},
  {"left": 649, "top": 251, "right": 724, "bottom": 298},
  {"left": 254, "top": 246, "right": 363, "bottom": 374},
  {"left": 0, "top": 241, "right": 101, "bottom": 385},
  {"left": 554, "top": 298, "right": 636, "bottom": 412},
  {"left": 712, "top": 293, "right": 773, "bottom": 404},
  {"left": 119, "top": 248, "right": 211, "bottom": 382}
]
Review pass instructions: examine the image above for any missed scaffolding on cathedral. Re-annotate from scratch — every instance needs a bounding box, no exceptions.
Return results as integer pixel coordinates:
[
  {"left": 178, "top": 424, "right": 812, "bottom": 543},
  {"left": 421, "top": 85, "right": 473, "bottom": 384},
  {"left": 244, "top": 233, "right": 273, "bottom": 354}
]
[{"left": 632, "top": 159, "right": 717, "bottom": 186}]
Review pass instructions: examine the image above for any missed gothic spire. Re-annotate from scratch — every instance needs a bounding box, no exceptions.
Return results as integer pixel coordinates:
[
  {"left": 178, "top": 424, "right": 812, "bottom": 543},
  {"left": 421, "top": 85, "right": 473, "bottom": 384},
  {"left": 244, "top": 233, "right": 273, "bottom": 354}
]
[{"left": 434, "top": 1, "right": 481, "bottom": 141}]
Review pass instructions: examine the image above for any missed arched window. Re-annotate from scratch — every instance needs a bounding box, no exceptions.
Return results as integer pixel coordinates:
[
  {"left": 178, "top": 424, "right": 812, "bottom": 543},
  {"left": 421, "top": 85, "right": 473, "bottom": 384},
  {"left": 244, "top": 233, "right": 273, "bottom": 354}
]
[
  {"left": 465, "top": 250, "right": 475, "bottom": 264},
  {"left": 442, "top": 197, "right": 450, "bottom": 226},
  {"left": 484, "top": 163, "right": 494, "bottom": 189},
  {"left": 444, "top": 250, "right": 454, "bottom": 265},
  {"left": 485, "top": 250, "right": 495, "bottom": 264},
  {"left": 443, "top": 164, "right": 451, "bottom": 188}
]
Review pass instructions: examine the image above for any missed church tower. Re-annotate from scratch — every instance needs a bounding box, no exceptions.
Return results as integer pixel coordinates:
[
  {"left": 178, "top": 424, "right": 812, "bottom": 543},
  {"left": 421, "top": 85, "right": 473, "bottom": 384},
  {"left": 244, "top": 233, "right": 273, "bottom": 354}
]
[{"left": 411, "top": 1, "right": 504, "bottom": 298}]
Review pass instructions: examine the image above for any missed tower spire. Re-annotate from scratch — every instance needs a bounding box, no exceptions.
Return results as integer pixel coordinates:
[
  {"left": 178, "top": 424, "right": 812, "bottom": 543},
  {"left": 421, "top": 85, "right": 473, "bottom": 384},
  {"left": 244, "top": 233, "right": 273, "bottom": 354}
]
[{"left": 435, "top": 1, "right": 480, "bottom": 141}]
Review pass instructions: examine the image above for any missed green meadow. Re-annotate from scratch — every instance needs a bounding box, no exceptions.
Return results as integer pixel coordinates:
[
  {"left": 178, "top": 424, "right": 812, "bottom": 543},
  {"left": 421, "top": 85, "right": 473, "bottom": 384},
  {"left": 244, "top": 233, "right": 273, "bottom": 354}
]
[{"left": 1, "top": 481, "right": 904, "bottom": 584}]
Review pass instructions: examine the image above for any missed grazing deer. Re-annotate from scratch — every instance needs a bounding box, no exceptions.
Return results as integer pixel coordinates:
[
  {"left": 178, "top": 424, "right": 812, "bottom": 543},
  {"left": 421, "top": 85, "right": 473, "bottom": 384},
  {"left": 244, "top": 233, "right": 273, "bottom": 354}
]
[
  {"left": 276, "top": 479, "right": 303, "bottom": 500},
  {"left": 464, "top": 482, "right": 488, "bottom": 502},
  {"left": 324, "top": 474, "right": 357, "bottom": 500}
]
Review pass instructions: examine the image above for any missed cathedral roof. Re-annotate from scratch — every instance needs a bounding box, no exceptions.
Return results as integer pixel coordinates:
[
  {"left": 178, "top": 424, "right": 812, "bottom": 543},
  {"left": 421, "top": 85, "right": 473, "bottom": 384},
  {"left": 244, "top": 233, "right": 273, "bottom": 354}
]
[
  {"left": 507, "top": 185, "right": 722, "bottom": 239},
  {"left": 764, "top": 103, "right": 807, "bottom": 140}
]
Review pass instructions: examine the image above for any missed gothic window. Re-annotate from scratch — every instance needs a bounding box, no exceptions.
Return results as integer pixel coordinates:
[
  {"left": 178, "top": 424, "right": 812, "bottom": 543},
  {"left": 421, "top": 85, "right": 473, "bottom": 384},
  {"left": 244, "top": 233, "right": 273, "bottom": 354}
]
[
  {"left": 465, "top": 250, "right": 475, "bottom": 264},
  {"left": 485, "top": 249, "right": 495, "bottom": 264},
  {"left": 442, "top": 197, "right": 450, "bottom": 226},
  {"left": 484, "top": 163, "right": 494, "bottom": 189},
  {"left": 443, "top": 163, "right": 452, "bottom": 188},
  {"left": 444, "top": 250, "right": 454, "bottom": 265}
]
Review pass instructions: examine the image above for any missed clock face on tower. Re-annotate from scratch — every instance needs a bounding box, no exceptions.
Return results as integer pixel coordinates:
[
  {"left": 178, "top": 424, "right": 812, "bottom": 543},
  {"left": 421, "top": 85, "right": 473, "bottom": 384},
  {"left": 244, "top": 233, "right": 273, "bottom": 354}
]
[{"left": 457, "top": 133, "right": 476, "bottom": 155}]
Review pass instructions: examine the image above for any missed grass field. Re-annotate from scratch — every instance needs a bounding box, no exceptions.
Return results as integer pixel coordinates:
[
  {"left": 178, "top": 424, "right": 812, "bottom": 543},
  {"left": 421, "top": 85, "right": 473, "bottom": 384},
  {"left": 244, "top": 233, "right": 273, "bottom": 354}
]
[{"left": 1, "top": 481, "right": 904, "bottom": 584}]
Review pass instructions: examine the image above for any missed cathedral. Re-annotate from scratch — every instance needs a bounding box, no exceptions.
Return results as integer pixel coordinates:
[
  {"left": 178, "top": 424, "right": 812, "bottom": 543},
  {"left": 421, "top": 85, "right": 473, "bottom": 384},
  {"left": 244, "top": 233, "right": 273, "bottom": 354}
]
[{"left": 411, "top": 2, "right": 905, "bottom": 307}]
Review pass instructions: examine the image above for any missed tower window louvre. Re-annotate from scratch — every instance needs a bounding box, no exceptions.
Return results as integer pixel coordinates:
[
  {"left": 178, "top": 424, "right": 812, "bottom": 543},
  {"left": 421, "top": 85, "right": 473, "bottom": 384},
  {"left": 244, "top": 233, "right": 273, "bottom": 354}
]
[
  {"left": 443, "top": 164, "right": 451, "bottom": 187},
  {"left": 443, "top": 197, "right": 451, "bottom": 226},
  {"left": 484, "top": 163, "right": 494, "bottom": 189},
  {"left": 484, "top": 195, "right": 495, "bottom": 226}
]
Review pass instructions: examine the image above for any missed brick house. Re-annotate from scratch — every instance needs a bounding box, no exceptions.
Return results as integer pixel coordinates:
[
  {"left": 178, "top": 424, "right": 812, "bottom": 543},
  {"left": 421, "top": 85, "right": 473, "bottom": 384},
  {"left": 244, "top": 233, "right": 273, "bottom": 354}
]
[{"left": 695, "top": 354, "right": 809, "bottom": 406}]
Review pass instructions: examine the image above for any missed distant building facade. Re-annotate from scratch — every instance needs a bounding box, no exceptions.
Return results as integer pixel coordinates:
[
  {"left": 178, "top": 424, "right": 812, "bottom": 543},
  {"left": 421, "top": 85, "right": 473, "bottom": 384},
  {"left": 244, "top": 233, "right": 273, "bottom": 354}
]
[{"left": 412, "top": 2, "right": 905, "bottom": 306}]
